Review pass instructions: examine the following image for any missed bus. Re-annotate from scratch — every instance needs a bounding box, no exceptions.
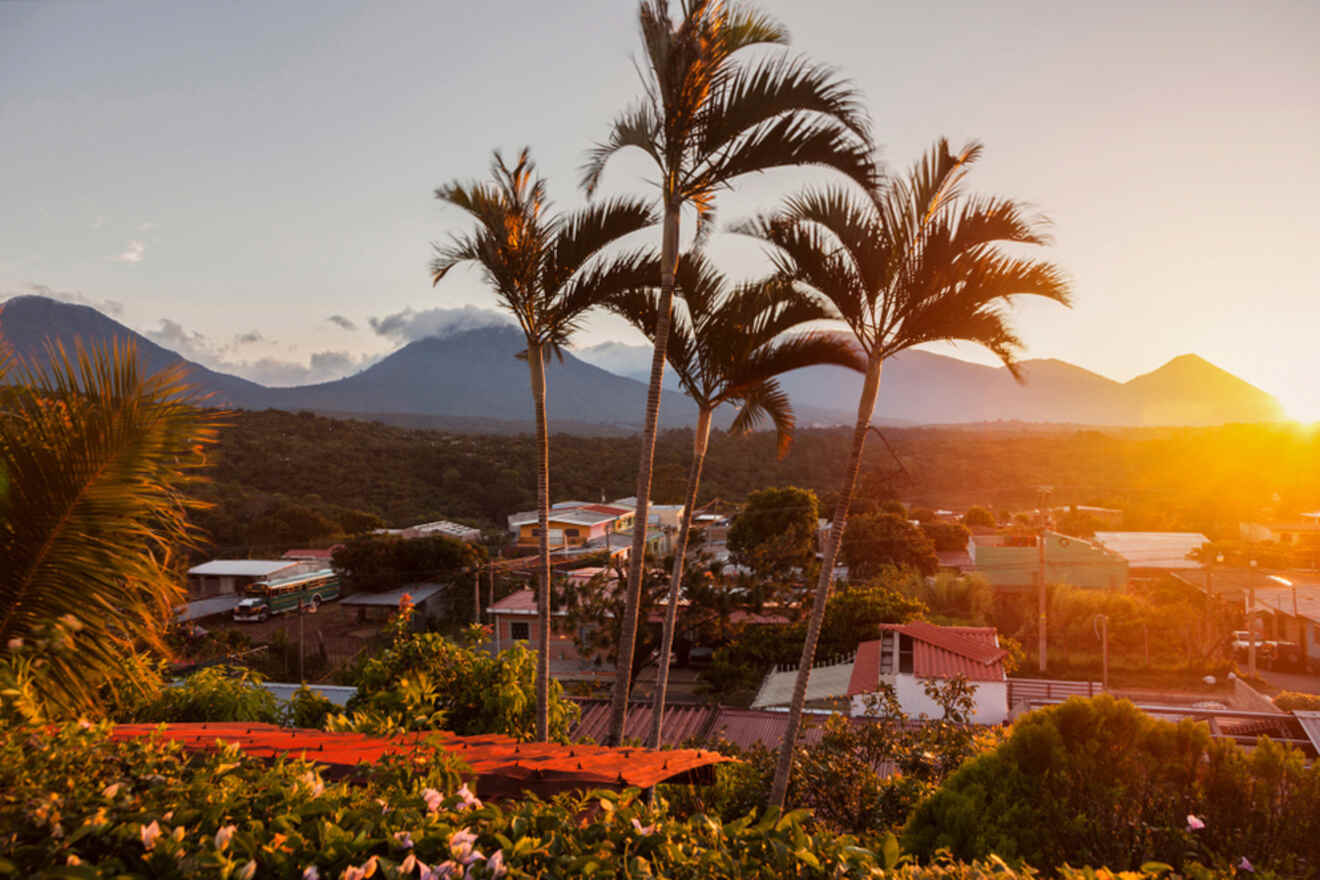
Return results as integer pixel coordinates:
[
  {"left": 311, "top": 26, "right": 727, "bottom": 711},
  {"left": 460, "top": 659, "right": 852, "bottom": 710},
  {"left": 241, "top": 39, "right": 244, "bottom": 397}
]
[{"left": 233, "top": 569, "right": 340, "bottom": 622}]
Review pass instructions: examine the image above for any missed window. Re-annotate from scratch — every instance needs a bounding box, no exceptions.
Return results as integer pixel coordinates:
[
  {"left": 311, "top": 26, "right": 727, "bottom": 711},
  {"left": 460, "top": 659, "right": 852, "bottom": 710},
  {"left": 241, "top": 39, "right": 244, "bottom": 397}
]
[
  {"left": 565, "top": 528, "right": 579, "bottom": 537},
  {"left": 898, "top": 634, "right": 914, "bottom": 674},
  {"left": 511, "top": 622, "right": 530, "bottom": 641}
]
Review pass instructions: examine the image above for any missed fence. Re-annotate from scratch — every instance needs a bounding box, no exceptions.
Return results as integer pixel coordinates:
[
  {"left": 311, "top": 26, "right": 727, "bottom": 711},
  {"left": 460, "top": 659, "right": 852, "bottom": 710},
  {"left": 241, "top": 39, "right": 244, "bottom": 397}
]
[{"left": 1008, "top": 677, "right": 1103, "bottom": 708}]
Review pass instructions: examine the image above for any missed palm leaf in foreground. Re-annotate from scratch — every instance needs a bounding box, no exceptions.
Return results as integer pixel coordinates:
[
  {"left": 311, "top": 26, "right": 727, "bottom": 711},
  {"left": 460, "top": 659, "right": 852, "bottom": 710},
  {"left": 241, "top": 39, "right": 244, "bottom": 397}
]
[{"left": 0, "top": 340, "right": 219, "bottom": 715}]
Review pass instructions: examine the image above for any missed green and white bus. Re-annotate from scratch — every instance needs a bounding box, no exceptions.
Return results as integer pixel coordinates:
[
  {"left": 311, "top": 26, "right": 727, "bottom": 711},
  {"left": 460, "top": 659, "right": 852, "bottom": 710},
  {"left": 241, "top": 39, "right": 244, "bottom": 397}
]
[{"left": 233, "top": 569, "right": 340, "bottom": 622}]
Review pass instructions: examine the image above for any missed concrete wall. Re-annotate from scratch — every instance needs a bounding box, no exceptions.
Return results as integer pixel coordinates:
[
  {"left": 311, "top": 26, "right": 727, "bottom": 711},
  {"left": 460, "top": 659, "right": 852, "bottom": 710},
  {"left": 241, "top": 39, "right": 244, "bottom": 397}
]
[
  {"left": 851, "top": 674, "right": 1008, "bottom": 725},
  {"left": 973, "top": 532, "right": 1127, "bottom": 590}
]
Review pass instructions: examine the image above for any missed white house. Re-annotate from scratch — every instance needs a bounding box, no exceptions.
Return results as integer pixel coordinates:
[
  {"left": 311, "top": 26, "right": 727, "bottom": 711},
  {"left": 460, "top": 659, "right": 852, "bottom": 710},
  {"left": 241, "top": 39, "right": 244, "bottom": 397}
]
[
  {"left": 186, "top": 559, "right": 307, "bottom": 598},
  {"left": 847, "top": 621, "right": 1009, "bottom": 724}
]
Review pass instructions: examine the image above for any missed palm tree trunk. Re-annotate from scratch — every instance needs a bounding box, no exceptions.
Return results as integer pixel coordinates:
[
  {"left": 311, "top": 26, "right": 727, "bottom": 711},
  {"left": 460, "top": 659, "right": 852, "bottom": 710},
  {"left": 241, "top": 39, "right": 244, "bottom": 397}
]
[
  {"left": 767, "top": 357, "right": 882, "bottom": 810},
  {"left": 648, "top": 404, "right": 712, "bottom": 748},
  {"left": 608, "top": 199, "right": 680, "bottom": 745},
  {"left": 528, "top": 341, "right": 552, "bottom": 742}
]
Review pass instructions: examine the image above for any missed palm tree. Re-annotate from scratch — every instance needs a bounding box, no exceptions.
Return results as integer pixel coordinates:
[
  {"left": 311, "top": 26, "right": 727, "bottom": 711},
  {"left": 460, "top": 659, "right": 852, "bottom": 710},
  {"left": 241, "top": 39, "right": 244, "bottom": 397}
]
[
  {"left": 739, "top": 138, "right": 1073, "bottom": 809},
  {"left": 609, "top": 253, "right": 865, "bottom": 747},
  {"left": 582, "top": 0, "right": 876, "bottom": 745},
  {"left": 431, "top": 148, "right": 656, "bottom": 741},
  {"left": 0, "top": 340, "right": 219, "bottom": 716}
]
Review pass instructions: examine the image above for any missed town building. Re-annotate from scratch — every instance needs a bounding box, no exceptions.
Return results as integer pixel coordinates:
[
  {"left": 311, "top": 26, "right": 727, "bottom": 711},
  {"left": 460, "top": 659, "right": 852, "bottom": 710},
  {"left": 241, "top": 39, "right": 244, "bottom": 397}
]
[
  {"left": 969, "top": 530, "right": 1127, "bottom": 591},
  {"left": 375, "top": 519, "right": 483, "bottom": 543},
  {"left": 1247, "top": 578, "right": 1320, "bottom": 671},
  {"left": 1091, "top": 531, "right": 1209, "bottom": 574},
  {"left": 506, "top": 503, "right": 634, "bottom": 549},
  {"left": 847, "top": 622, "right": 1009, "bottom": 724},
  {"left": 186, "top": 559, "right": 310, "bottom": 598}
]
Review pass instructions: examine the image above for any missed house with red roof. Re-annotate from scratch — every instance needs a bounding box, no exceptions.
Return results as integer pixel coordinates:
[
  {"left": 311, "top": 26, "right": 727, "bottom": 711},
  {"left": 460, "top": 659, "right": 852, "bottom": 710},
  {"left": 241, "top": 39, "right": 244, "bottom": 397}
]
[{"left": 847, "top": 621, "right": 1009, "bottom": 724}]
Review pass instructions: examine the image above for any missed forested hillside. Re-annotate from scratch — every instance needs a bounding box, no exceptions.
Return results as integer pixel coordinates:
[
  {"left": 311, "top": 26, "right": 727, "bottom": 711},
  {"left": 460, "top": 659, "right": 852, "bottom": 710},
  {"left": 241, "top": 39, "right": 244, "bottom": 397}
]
[{"left": 193, "top": 409, "right": 1320, "bottom": 557}]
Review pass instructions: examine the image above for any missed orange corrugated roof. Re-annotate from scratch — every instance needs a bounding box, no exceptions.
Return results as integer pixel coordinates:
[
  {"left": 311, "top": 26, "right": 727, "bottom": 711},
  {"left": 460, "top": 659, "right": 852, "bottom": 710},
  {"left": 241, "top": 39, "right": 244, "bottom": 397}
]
[{"left": 107, "top": 723, "right": 729, "bottom": 798}]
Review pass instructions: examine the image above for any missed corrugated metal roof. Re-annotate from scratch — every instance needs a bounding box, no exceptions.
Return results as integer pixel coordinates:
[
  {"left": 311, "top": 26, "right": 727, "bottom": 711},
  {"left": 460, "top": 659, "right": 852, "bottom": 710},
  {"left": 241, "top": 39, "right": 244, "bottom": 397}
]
[
  {"left": 341, "top": 583, "right": 446, "bottom": 606},
  {"left": 187, "top": 560, "right": 297, "bottom": 577},
  {"left": 850, "top": 623, "right": 1006, "bottom": 692},
  {"left": 568, "top": 700, "right": 848, "bottom": 752},
  {"left": 1295, "top": 711, "right": 1320, "bottom": 753},
  {"left": 108, "top": 723, "right": 729, "bottom": 798},
  {"left": 1091, "top": 531, "right": 1209, "bottom": 569}
]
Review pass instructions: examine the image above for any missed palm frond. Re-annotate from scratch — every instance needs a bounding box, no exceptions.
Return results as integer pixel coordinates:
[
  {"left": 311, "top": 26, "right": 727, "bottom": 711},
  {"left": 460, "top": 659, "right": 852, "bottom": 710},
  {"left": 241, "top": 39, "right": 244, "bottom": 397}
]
[
  {"left": 580, "top": 103, "right": 664, "bottom": 197},
  {"left": 543, "top": 196, "right": 658, "bottom": 295},
  {"left": 728, "top": 380, "right": 795, "bottom": 457},
  {"left": 0, "top": 340, "right": 220, "bottom": 715}
]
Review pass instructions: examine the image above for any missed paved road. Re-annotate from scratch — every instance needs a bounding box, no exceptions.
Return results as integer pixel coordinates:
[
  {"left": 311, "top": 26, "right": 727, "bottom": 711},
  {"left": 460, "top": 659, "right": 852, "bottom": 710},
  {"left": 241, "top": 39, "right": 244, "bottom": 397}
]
[{"left": 1260, "top": 669, "right": 1320, "bottom": 695}]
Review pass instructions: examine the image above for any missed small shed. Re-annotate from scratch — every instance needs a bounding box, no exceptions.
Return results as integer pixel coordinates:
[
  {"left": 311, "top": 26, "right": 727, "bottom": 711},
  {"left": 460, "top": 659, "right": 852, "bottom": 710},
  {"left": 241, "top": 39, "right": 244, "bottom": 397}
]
[{"left": 340, "top": 583, "right": 448, "bottom": 625}]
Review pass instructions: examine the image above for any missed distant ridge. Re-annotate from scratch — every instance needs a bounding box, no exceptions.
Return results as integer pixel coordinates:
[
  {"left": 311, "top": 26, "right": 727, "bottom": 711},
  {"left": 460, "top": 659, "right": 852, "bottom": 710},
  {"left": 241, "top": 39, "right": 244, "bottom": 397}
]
[{"left": 0, "top": 295, "right": 1287, "bottom": 430}]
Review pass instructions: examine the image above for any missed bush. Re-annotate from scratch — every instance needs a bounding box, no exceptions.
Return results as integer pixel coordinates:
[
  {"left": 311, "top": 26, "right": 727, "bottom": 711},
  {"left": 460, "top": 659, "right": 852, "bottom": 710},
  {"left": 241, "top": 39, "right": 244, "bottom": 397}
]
[
  {"left": 963, "top": 506, "right": 996, "bottom": 528},
  {"left": 0, "top": 721, "right": 889, "bottom": 879},
  {"left": 126, "top": 666, "right": 282, "bottom": 724},
  {"left": 1273, "top": 690, "right": 1320, "bottom": 711},
  {"left": 903, "top": 695, "right": 1320, "bottom": 876},
  {"left": 346, "top": 614, "right": 579, "bottom": 741}
]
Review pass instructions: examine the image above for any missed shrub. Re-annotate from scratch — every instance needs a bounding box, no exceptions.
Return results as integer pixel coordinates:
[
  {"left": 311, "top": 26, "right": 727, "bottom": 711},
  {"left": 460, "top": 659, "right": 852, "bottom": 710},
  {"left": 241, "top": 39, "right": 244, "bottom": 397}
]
[
  {"left": 903, "top": 695, "right": 1320, "bottom": 876},
  {"left": 0, "top": 721, "right": 888, "bottom": 879},
  {"left": 346, "top": 613, "right": 579, "bottom": 741},
  {"left": 126, "top": 665, "right": 281, "bottom": 724},
  {"left": 963, "top": 506, "right": 996, "bottom": 528},
  {"left": 1273, "top": 690, "right": 1320, "bottom": 711}
]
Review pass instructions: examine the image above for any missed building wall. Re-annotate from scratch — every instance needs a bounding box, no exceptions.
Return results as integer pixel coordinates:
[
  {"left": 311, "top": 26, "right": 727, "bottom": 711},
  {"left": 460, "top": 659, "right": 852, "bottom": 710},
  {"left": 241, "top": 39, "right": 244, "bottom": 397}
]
[
  {"left": 516, "top": 520, "right": 609, "bottom": 547},
  {"left": 972, "top": 533, "right": 1127, "bottom": 590},
  {"left": 490, "top": 614, "right": 586, "bottom": 662},
  {"left": 851, "top": 675, "right": 1008, "bottom": 725}
]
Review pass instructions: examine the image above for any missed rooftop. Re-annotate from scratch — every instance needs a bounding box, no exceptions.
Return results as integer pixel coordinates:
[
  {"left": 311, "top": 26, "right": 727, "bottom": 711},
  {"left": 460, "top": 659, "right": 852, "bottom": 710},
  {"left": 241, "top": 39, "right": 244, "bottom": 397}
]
[
  {"left": 187, "top": 559, "right": 298, "bottom": 577},
  {"left": 340, "top": 583, "right": 447, "bottom": 607},
  {"left": 849, "top": 622, "right": 1006, "bottom": 693},
  {"left": 1092, "top": 531, "right": 1209, "bottom": 569},
  {"left": 107, "top": 722, "right": 729, "bottom": 798}
]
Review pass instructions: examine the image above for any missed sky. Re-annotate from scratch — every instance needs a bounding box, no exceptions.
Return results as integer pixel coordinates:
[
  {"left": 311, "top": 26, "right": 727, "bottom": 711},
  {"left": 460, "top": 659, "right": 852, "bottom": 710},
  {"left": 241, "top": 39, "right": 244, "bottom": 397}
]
[{"left": 2, "top": 0, "right": 1318, "bottom": 416}]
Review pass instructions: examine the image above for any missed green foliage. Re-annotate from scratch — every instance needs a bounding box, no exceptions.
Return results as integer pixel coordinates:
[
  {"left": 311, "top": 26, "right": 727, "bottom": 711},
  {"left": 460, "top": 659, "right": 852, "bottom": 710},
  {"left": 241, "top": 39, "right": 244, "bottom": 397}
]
[
  {"left": 679, "top": 679, "right": 992, "bottom": 845},
  {"left": 557, "top": 563, "right": 668, "bottom": 689},
  {"left": 0, "top": 720, "right": 896, "bottom": 879},
  {"left": 903, "top": 695, "right": 1320, "bottom": 876},
  {"left": 702, "top": 581, "right": 926, "bottom": 697},
  {"left": 1273, "top": 690, "right": 1320, "bottom": 711},
  {"left": 128, "top": 666, "right": 282, "bottom": 724},
  {"left": 893, "top": 570, "right": 996, "bottom": 627},
  {"left": 911, "top": 508, "right": 938, "bottom": 523},
  {"left": 0, "top": 341, "right": 218, "bottom": 715},
  {"left": 921, "top": 521, "right": 972, "bottom": 553},
  {"left": 963, "top": 506, "right": 997, "bottom": 528},
  {"left": 728, "top": 486, "right": 820, "bottom": 578},
  {"left": 843, "top": 513, "right": 939, "bottom": 578},
  {"left": 333, "top": 532, "right": 482, "bottom": 594},
  {"left": 347, "top": 609, "right": 579, "bottom": 742}
]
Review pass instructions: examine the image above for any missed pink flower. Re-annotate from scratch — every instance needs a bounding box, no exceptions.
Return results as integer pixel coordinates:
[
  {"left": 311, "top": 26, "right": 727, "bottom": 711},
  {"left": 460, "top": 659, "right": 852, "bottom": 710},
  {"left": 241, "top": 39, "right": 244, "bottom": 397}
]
[
  {"left": 631, "top": 817, "right": 656, "bottom": 836},
  {"left": 456, "top": 783, "right": 482, "bottom": 811},
  {"left": 421, "top": 787, "right": 444, "bottom": 813},
  {"left": 302, "top": 868, "right": 320, "bottom": 880},
  {"left": 486, "top": 850, "right": 506, "bottom": 879},
  {"left": 140, "top": 820, "right": 162, "bottom": 851},
  {"left": 449, "top": 828, "right": 482, "bottom": 865},
  {"left": 394, "top": 830, "right": 415, "bottom": 849},
  {"left": 214, "top": 824, "right": 237, "bottom": 850},
  {"left": 420, "top": 862, "right": 458, "bottom": 880},
  {"left": 1186, "top": 814, "right": 1205, "bottom": 831},
  {"left": 1238, "top": 857, "right": 1254, "bottom": 873}
]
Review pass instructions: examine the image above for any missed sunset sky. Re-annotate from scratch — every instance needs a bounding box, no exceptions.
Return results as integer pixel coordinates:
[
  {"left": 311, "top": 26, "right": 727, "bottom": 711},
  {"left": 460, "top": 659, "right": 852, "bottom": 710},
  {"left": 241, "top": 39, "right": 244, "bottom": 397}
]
[{"left": 2, "top": 0, "right": 1317, "bottom": 418}]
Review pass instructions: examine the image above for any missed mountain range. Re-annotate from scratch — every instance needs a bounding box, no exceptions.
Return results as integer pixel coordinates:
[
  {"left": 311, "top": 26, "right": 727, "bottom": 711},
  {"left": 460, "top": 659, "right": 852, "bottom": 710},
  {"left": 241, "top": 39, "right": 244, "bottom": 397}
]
[{"left": 0, "top": 295, "right": 1286, "bottom": 431}]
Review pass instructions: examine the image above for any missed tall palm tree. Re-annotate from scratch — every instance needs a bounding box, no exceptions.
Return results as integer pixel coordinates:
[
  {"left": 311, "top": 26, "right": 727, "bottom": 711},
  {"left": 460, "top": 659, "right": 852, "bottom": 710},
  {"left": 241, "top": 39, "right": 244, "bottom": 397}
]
[
  {"left": 609, "top": 254, "right": 865, "bottom": 747},
  {"left": 740, "top": 138, "right": 1073, "bottom": 809},
  {"left": 582, "top": 0, "right": 876, "bottom": 745},
  {"left": 0, "top": 340, "right": 219, "bottom": 716},
  {"left": 431, "top": 148, "right": 656, "bottom": 741}
]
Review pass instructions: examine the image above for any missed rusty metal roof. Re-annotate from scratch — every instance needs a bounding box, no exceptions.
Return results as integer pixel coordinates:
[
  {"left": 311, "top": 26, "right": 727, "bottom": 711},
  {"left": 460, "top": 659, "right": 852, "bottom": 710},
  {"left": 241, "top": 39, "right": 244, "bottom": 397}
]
[
  {"left": 850, "top": 623, "right": 1007, "bottom": 692},
  {"left": 569, "top": 700, "right": 851, "bottom": 752},
  {"left": 107, "top": 723, "right": 729, "bottom": 798}
]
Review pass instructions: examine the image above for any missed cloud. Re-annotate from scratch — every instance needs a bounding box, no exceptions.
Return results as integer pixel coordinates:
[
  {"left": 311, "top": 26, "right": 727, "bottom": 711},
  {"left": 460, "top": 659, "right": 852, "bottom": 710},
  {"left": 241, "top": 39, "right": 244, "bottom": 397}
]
[
  {"left": 91, "top": 216, "right": 108, "bottom": 230},
  {"left": 138, "top": 221, "right": 157, "bottom": 231},
  {"left": 143, "top": 316, "right": 375, "bottom": 386},
  {"left": 110, "top": 240, "right": 145, "bottom": 264},
  {"left": 369, "top": 305, "right": 512, "bottom": 343},
  {"left": 3, "top": 283, "right": 124, "bottom": 317},
  {"left": 326, "top": 314, "right": 357, "bottom": 332}
]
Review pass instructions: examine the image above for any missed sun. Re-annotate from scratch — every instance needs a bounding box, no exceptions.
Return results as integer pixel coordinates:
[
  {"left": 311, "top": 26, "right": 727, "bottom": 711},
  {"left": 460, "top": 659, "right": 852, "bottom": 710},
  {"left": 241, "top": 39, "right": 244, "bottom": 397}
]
[{"left": 1275, "top": 385, "right": 1320, "bottom": 425}]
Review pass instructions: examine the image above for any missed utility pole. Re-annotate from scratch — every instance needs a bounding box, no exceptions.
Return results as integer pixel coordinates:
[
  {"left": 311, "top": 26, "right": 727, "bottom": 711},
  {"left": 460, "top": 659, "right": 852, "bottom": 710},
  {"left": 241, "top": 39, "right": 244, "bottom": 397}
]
[
  {"left": 1247, "top": 559, "right": 1258, "bottom": 680},
  {"left": 1096, "top": 614, "right": 1110, "bottom": 691},
  {"left": 1037, "top": 486, "right": 1052, "bottom": 673},
  {"left": 474, "top": 569, "right": 481, "bottom": 624},
  {"left": 297, "top": 598, "right": 306, "bottom": 683}
]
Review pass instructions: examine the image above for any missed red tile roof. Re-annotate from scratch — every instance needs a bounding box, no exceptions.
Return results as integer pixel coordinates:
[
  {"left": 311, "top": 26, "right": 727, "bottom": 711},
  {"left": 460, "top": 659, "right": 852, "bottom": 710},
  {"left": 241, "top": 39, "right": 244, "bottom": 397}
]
[
  {"left": 848, "top": 622, "right": 1007, "bottom": 694},
  {"left": 107, "top": 723, "right": 729, "bottom": 799}
]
